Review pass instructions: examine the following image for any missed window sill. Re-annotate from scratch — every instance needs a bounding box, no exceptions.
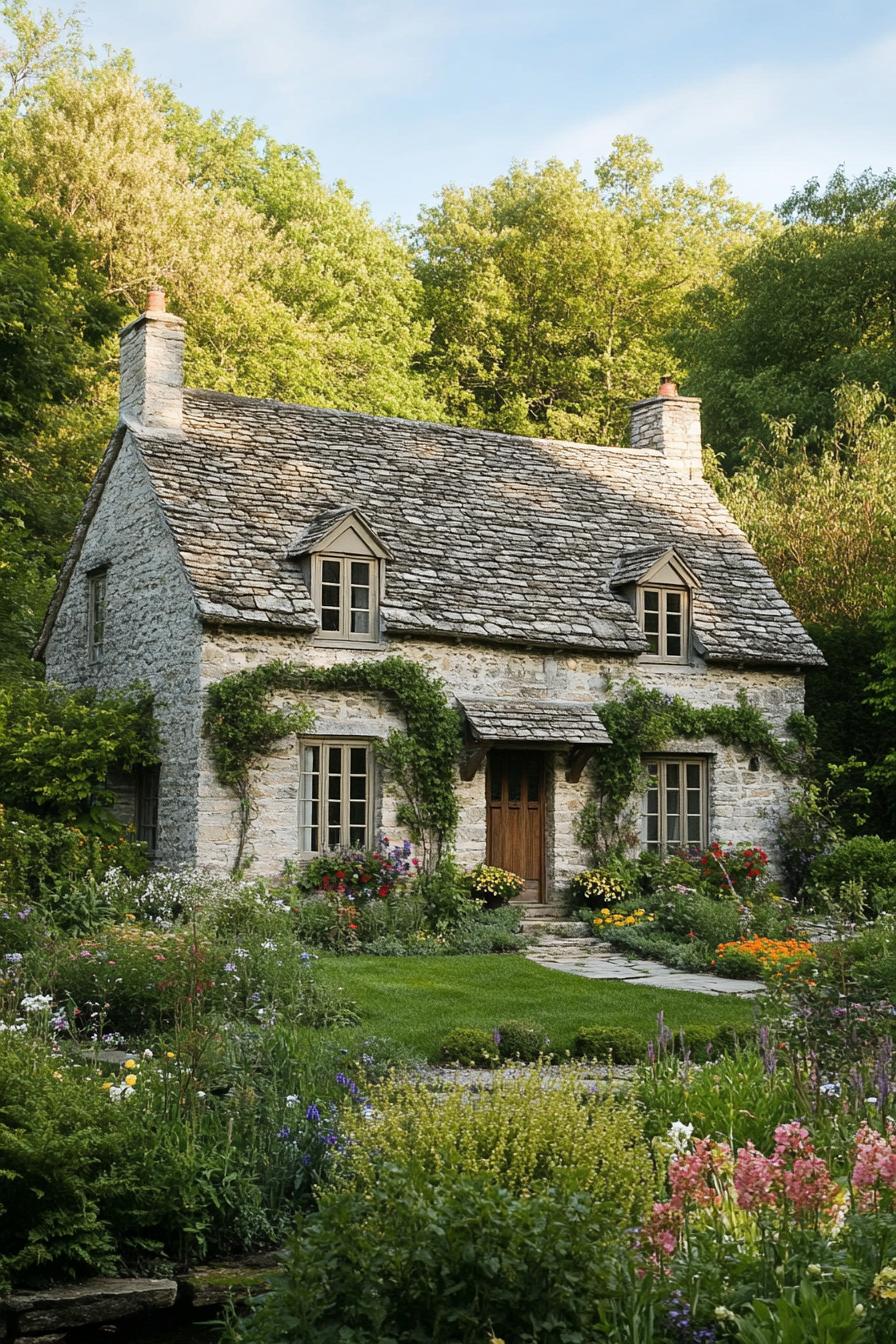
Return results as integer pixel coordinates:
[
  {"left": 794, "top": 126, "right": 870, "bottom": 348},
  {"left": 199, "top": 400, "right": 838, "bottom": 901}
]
[{"left": 312, "top": 635, "right": 387, "bottom": 651}]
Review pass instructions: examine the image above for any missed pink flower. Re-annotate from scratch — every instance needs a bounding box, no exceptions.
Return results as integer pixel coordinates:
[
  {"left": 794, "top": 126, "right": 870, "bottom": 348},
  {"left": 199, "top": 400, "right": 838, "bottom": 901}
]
[
  {"left": 640, "top": 1199, "right": 683, "bottom": 1262},
  {"left": 852, "top": 1121, "right": 896, "bottom": 1211},
  {"left": 734, "top": 1143, "right": 778, "bottom": 1211},
  {"left": 668, "top": 1137, "right": 731, "bottom": 1209}
]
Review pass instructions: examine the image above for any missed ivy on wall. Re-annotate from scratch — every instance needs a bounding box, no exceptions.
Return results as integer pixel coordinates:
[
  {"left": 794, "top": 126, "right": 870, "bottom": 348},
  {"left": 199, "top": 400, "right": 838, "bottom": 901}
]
[
  {"left": 203, "top": 656, "right": 461, "bottom": 873},
  {"left": 578, "top": 681, "right": 814, "bottom": 857}
]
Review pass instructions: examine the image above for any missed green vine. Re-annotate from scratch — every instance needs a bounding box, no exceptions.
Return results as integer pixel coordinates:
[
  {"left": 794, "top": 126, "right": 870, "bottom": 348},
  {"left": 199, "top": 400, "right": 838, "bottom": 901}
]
[
  {"left": 203, "top": 656, "right": 460, "bottom": 873},
  {"left": 578, "top": 681, "right": 814, "bottom": 857}
]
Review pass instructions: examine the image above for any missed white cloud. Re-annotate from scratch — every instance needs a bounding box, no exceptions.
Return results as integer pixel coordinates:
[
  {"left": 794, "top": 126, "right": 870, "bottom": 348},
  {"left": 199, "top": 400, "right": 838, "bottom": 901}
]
[{"left": 536, "top": 32, "right": 896, "bottom": 204}]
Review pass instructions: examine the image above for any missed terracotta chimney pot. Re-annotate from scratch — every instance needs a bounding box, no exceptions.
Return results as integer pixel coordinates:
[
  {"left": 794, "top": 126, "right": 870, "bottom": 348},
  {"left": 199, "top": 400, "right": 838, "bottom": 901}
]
[
  {"left": 658, "top": 376, "right": 678, "bottom": 397},
  {"left": 146, "top": 286, "right": 166, "bottom": 314}
]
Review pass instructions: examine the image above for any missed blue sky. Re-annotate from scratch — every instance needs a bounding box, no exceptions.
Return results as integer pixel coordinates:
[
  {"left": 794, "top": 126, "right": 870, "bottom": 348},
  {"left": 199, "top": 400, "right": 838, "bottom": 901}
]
[{"left": 71, "top": 0, "right": 896, "bottom": 225}]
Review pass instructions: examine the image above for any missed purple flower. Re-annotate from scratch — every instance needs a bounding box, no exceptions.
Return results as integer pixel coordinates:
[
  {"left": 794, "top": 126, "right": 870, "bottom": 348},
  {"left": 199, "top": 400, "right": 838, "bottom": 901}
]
[
  {"left": 223, "top": 962, "right": 237, "bottom": 973},
  {"left": 277, "top": 1125, "right": 291, "bottom": 1140},
  {"left": 306, "top": 1103, "right": 321, "bottom": 1122}
]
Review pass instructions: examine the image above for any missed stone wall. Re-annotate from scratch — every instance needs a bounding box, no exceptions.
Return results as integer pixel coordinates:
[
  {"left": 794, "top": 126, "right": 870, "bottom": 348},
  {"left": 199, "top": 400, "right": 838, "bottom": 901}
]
[
  {"left": 42, "top": 433, "right": 203, "bottom": 867},
  {"left": 196, "top": 627, "right": 805, "bottom": 887}
]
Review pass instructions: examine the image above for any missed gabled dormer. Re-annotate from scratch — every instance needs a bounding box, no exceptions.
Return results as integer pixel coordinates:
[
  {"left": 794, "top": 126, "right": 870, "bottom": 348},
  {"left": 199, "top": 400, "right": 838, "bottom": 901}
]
[
  {"left": 611, "top": 545, "right": 701, "bottom": 663},
  {"left": 287, "top": 506, "right": 392, "bottom": 644}
]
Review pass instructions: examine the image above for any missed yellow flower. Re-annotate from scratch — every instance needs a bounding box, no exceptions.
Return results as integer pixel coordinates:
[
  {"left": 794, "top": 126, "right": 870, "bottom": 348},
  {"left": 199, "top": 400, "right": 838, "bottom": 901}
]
[
  {"left": 124, "top": 1058, "right": 137, "bottom": 1069},
  {"left": 165, "top": 1051, "right": 176, "bottom": 1059},
  {"left": 600, "top": 908, "right": 611, "bottom": 916},
  {"left": 101, "top": 1081, "right": 112, "bottom": 1090},
  {"left": 52, "top": 1070, "right": 63, "bottom": 1080},
  {"left": 124, "top": 1074, "right": 138, "bottom": 1087}
]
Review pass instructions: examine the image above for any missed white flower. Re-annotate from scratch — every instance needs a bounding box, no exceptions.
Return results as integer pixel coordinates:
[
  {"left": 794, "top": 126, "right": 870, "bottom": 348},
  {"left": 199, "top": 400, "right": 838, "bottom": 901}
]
[
  {"left": 855, "top": 1304, "right": 866, "bottom": 1317},
  {"left": 108, "top": 1086, "right": 123, "bottom": 1102},
  {"left": 667, "top": 1121, "right": 694, "bottom": 1152},
  {"left": 233, "top": 947, "right": 249, "bottom": 958},
  {"left": 866, "top": 1097, "right": 879, "bottom": 1106},
  {"left": 123, "top": 1086, "right": 135, "bottom": 1099},
  {"left": 20, "top": 994, "right": 53, "bottom": 1013},
  {"left": 143, "top": 1048, "right": 154, "bottom": 1060},
  {"left": 262, "top": 939, "right": 277, "bottom": 951},
  {"left": 714, "top": 1306, "right": 736, "bottom": 1322},
  {"left": 197, "top": 1090, "right": 206, "bottom": 1099},
  {"left": 820, "top": 1082, "right": 840, "bottom": 1098},
  {"left": 0, "top": 1021, "right": 27, "bottom": 1034},
  {"left": 285, "top": 1094, "right": 299, "bottom": 1107}
]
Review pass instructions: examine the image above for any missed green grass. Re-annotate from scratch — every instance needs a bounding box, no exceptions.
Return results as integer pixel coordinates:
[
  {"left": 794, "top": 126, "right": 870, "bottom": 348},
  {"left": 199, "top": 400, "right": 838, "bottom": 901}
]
[{"left": 317, "top": 953, "right": 755, "bottom": 1060}]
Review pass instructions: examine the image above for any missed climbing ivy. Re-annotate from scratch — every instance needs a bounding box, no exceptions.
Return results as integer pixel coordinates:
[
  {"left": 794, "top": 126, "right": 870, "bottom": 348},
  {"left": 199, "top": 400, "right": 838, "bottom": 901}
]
[
  {"left": 203, "top": 656, "right": 461, "bottom": 872},
  {"left": 578, "top": 680, "right": 814, "bottom": 857}
]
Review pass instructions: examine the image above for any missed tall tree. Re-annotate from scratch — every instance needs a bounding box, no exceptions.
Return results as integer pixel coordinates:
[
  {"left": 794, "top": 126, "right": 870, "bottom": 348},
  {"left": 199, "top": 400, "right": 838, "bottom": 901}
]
[
  {"left": 414, "top": 138, "right": 767, "bottom": 443},
  {"left": 675, "top": 167, "right": 896, "bottom": 465}
]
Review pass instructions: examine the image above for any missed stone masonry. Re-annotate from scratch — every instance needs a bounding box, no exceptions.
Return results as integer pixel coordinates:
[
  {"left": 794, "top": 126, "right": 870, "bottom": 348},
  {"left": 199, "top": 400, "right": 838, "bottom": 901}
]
[{"left": 37, "top": 294, "right": 819, "bottom": 891}]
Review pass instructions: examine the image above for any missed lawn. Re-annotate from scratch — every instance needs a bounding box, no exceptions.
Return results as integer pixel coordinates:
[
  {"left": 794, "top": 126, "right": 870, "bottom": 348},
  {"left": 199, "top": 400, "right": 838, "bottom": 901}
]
[{"left": 317, "top": 953, "right": 755, "bottom": 1060}]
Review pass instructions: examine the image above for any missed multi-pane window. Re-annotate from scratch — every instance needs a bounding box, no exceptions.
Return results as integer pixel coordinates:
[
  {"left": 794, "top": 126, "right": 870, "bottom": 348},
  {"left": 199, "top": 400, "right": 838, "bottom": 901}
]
[
  {"left": 299, "top": 740, "right": 371, "bottom": 854},
  {"left": 135, "top": 765, "right": 160, "bottom": 856},
  {"left": 641, "top": 587, "right": 687, "bottom": 660},
  {"left": 87, "top": 569, "right": 108, "bottom": 663},
  {"left": 641, "top": 757, "right": 707, "bottom": 853},
  {"left": 318, "top": 557, "right": 375, "bottom": 639}
]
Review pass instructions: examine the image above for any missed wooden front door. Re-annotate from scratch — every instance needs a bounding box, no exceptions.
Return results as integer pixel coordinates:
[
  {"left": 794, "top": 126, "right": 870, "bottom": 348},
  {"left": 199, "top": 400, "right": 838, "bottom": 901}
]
[{"left": 486, "top": 750, "right": 545, "bottom": 902}]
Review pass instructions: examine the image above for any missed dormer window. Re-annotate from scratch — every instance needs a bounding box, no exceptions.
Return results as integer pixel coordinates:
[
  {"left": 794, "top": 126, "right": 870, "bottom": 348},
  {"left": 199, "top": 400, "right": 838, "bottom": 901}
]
[
  {"left": 640, "top": 586, "right": 687, "bottom": 660},
  {"left": 287, "top": 505, "right": 391, "bottom": 645},
  {"left": 319, "top": 556, "right": 374, "bottom": 638},
  {"left": 611, "top": 545, "right": 700, "bottom": 665}
]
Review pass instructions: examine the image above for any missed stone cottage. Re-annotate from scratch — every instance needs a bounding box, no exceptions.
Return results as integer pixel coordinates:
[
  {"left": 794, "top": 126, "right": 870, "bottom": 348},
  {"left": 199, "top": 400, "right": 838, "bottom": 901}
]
[{"left": 35, "top": 292, "right": 822, "bottom": 900}]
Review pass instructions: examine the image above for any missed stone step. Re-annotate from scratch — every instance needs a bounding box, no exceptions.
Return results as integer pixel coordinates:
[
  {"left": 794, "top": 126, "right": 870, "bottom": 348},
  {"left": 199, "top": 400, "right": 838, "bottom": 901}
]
[
  {"left": 513, "top": 904, "right": 568, "bottom": 919},
  {"left": 520, "top": 920, "right": 590, "bottom": 936}
]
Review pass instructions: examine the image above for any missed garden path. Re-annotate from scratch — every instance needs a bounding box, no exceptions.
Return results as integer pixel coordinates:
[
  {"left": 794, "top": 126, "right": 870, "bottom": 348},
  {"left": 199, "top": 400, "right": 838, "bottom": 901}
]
[{"left": 525, "top": 929, "right": 762, "bottom": 996}]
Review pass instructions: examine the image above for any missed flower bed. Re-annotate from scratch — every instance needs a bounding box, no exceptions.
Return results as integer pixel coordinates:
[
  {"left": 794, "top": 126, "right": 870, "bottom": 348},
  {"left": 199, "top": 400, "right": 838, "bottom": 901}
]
[{"left": 713, "top": 935, "right": 814, "bottom": 979}]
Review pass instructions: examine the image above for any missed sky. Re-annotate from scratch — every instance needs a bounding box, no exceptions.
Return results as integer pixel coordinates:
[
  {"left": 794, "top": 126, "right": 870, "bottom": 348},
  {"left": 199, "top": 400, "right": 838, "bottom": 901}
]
[{"left": 61, "top": 0, "right": 896, "bottom": 225}]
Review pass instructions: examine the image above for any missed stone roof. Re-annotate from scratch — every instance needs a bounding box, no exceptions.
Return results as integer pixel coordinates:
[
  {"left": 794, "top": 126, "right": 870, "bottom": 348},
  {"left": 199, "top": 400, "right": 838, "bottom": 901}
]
[
  {"left": 461, "top": 698, "right": 611, "bottom": 745},
  {"left": 286, "top": 505, "right": 392, "bottom": 559},
  {"left": 65, "top": 389, "right": 822, "bottom": 667},
  {"left": 611, "top": 545, "right": 700, "bottom": 588}
]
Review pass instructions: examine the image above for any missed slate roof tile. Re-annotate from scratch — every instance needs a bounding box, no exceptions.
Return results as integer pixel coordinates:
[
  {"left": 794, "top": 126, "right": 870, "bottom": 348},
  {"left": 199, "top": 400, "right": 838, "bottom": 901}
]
[{"left": 126, "top": 390, "right": 823, "bottom": 668}]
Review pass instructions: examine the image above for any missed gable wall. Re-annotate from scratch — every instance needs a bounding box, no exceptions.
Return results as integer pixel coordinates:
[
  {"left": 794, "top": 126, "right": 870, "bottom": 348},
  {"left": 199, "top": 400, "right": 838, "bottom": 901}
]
[
  {"left": 196, "top": 628, "right": 804, "bottom": 885},
  {"left": 42, "top": 433, "right": 203, "bottom": 866}
]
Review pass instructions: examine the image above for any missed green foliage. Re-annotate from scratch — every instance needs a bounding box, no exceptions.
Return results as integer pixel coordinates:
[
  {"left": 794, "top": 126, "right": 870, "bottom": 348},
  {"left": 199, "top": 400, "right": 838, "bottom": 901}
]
[
  {"left": 808, "top": 836, "right": 896, "bottom": 915},
  {"left": 582, "top": 680, "right": 807, "bottom": 854},
  {"left": 414, "top": 855, "right": 480, "bottom": 930},
  {"left": 676, "top": 166, "right": 896, "bottom": 462},
  {"left": 415, "top": 137, "right": 766, "bottom": 444},
  {"left": 494, "top": 1018, "right": 549, "bottom": 1062},
  {"left": 203, "top": 656, "right": 460, "bottom": 872},
  {"left": 571, "top": 1025, "right": 644, "bottom": 1063},
  {"left": 0, "top": 679, "right": 159, "bottom": 824},
  {"left": 243, "top": 1070, "right": 654, "bottom": 1344},
  {"left": 438, "top": 1026, "right": 498, "bottom": 1066},
  {"left": 0, "top": 806, "right": 146, "bottom": 909},
  {"left": 733, "top": 1282, "right": 871, "bottom": 1344}
]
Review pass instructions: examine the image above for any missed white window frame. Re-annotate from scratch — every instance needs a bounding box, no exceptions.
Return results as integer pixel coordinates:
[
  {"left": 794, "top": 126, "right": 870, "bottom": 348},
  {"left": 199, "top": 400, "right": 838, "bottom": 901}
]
[
  {"left": 298, "top": 738, "right": 374, "bottom": 856},
  {"left": 313, "top": 554, "right": 378, "bottom": 643},
  {"left": 641, "top": 756, "right": 708, "bottom": 854},
  {"left": 87, "top": 568, "right": 108, "bottom": 664},
  {"left": 638, "top": 585, "right": 689, "bottom": 662}
]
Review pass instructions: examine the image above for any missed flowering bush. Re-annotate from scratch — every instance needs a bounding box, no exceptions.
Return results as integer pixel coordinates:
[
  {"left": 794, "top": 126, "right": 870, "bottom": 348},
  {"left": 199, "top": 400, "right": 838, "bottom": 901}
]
[
  {"left": 593, "top": 906, "right": 655, "bottom": 931},
  {"left": 569, "top": 867, "right": 628, "bottom": 908},
  {"left": 466, "top": 863, "right": 523, "bottom": 907},
  {"left": 696, "top": 840, "right": 769, "bottom": 898},
  {"left": 714, "top": 935, "right": 813, "bottom": 979},
  {"left": 291, "top": 839, "right": 417, "bottom": 903}
]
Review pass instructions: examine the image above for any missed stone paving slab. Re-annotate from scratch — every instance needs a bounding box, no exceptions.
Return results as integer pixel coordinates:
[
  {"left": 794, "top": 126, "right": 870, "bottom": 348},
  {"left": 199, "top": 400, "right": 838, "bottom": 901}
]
[{"left": 526, "top": 941, "right": 762, "bottom": 997}]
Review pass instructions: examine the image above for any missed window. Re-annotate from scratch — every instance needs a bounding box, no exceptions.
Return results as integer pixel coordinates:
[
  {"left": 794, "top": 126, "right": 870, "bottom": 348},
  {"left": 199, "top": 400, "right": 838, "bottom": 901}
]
[
  {"left": 87, "top": 569, "right": 108, "bottom": 663},
  {"left": 135, "top": 765, "right": 160, "bottom": 855},
  {"left": 316, "top": 556, "right": 376, "bottom": 640},
  {"left": 640, "top": 586, "right": 688, "bottom": 661},
  {"left": 299, "top": 740, "right": 372, "bottom": 854},
  {"left": 641, "top": 757, "right": 707, "bottom": 853}
]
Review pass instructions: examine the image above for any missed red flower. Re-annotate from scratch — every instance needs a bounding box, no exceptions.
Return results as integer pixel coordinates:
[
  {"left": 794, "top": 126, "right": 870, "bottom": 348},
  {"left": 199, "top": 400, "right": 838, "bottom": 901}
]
[
  {"left": 335, "top": 870, "right": 345, "bottom": 880},
  {"left": 322, "top": 874, "right": 331, "bottom": 890},
  {"left": 378, "top": 884, "right": 389, "bottom": 898},
  {"left": 349, "top": 922, "right": 358, "bottom": 931}
]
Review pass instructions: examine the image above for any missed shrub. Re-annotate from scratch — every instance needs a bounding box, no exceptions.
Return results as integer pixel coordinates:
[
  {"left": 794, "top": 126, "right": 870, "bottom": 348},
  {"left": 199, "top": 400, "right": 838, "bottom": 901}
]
[
  {"left": 415, "top": 855, "right": 481, "bottom": 929},
  {"left": 242, "top": 1070, "right": 654, "bottom": 1344},
  {"left": 697, "top": 841, "right": 769, "bottom": 898},
  {"left": 445, "top": 906, "right": 526, "bottom": 955},
  {"left": 467, "top": 863, "right": 523, "bottom": 907},
  {"left": 808, "top": 835, "right": 896, "bottom": 914},
  {"left": 286, "top": 841, "right": 416, "bottom": 903},
  {"left": 438, "top": 1027, "right": 498, "bottom": 1066},
  {"left": 0, "top": 807, "right": 147, "bottom": 911},
  {"left": 674, "top": 1024, "right": 736, "bottom": 1061},
  {"left": 494, "top": 1019, "right": 549, "bottom": 1062},
  {"left": 569, "top": 867, "right": 629, "bottom": 909},
  {"left": 714, "top": 936, "right": 813, "bottom": 980},
  {"left": 571, "top": 1025, "right": 644, "bottom": 1063}
]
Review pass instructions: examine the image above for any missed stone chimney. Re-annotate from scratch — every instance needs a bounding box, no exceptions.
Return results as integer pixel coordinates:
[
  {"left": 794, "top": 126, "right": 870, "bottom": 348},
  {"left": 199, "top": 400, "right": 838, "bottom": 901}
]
[
  {"left": 629, "top": 377, "right": 703, "bottom": 482},
  {"left": 119, "top": 288, "right": 185, "bottom": 433}
]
